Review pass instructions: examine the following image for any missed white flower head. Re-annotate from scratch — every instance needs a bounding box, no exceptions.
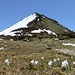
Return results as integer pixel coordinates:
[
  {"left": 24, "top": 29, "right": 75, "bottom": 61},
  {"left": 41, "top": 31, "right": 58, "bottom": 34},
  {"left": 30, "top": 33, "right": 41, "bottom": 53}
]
[
  {"left": 48, "top": 60, "right": 52, "bottom": 66},
  {"left": 5, "top": 59, "right": 10, "bottom": 66},
  {"left": 41, "top": 57, "right": 44, "bottom": 60},
  {"left": 30, "top": 60, "right": 35, "bottom": 64},
  {"left": 71, "top": 56, "right": 73, "bottom": 59},
  {"left": 4, "top": 45, "right": 7, "bottom": 47},
  {"left": 73, "top": 62, "right": 75, "bottom": 65},
  {"left": 0, "top": 47, "right": 4, "bottom": 51},
  {"left": 54, "top": 59, "right": 57, "bottom": 62},
  {"left": 35, "top": 60, "right": 38, "bottom": 65},
  {"left": 62, "top": 60, "right": 68, "bottom": 67},
  {"left": 57, "top": 58, "right": 60, "bottom": 61}
]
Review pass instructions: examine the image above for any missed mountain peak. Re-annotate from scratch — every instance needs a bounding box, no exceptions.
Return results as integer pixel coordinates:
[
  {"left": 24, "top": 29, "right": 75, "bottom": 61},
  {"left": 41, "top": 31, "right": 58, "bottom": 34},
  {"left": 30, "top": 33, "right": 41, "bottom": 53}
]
[
  {"left": 0, "top": 12, "right": 72, "bottom": 37},
  {"left": 33, "top": 12, "right": 40, "bottom": 15},
  {"left": 32, "top": 12, "right": 45, "bottom": 18}
]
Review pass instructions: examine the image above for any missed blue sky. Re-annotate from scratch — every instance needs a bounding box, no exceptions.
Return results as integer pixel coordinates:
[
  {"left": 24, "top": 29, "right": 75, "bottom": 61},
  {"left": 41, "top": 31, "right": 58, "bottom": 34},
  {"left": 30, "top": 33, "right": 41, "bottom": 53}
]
[{"left": 0, "top": 0, "right": 75, "bottom": 31}]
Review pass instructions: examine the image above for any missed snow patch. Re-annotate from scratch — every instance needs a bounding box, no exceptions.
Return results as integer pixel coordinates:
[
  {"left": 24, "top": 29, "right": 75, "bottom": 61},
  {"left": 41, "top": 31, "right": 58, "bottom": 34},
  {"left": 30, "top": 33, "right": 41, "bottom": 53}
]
[
  {"left": 42, "top": 16, "right": 45, "bottom": 18},
  {"left": 31, "top": 29, "right": 57, "bottom": 36},
  {"left": 0, "top": 13, "right": 37, "bottom": 36},
  {"left": 37, "top": 18, "right": 40, "bottom": 21},
  {"left": 31, "top": 29, "right": 44, "bottom": 33},
  {"left": 62, "top": 43, "right": 75, "bottom": 47}
]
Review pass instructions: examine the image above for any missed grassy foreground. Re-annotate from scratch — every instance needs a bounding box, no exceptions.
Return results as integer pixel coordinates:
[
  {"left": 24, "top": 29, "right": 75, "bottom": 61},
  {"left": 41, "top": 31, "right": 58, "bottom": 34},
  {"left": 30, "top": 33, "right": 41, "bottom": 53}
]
[{"left": 0, "top": 38, "right": 75, "bottom": 75}]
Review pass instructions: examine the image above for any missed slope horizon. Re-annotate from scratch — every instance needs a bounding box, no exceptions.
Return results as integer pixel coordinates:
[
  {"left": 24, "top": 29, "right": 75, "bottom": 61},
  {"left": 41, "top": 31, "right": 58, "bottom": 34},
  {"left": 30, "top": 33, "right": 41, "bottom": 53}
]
[
  {"left": 0, "top": 12, "right": 73, "bottom": 32},
  {"left": 0, "top": 12, "right": 73, "bottom": 37}
]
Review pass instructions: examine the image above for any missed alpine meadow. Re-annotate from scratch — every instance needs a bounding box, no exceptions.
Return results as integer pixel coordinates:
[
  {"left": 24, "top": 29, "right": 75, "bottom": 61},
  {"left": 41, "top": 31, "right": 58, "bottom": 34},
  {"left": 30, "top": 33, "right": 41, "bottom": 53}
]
[{"left": 0, "top": 12, "right": 75, "bottom": 75}]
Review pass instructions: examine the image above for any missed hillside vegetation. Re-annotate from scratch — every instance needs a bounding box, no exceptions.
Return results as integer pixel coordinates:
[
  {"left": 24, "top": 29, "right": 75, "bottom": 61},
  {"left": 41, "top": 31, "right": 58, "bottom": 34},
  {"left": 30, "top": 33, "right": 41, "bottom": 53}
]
[{"left": 0, "top": 38, "right": 75, "bottom": 75}]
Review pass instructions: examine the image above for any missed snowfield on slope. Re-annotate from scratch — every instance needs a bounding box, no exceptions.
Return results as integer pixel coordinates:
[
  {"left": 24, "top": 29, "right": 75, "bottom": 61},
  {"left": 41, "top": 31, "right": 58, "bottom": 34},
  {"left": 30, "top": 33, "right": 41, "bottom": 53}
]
[
  {"left": 31, "top": 29, "right": 57, "bottom": 36},
  {"left": 62, "top": 43, "right": 75, "bottom": 46},
  {"left": 0, "top": 13, "right": 37, "bottom": 36}
]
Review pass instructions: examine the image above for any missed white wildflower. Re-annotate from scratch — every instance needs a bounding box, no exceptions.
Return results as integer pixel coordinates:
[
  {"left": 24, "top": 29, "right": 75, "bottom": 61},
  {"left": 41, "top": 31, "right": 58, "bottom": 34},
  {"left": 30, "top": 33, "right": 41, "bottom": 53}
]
[
  {"left": 30, "top": 60, "right": 38, "bottom": 65},
  {"left": 54, "top": 59, "right": 57, "bottom": 62},
  {"left": 57, "top": 58, "right": 60, "bottom": 61},
  {"left": 4, "top": 45, "right": 7, "bottom": 47},
  {"left": 73, "top": 62, "right": 75, "bottom": 68},
  {"left": 48, "top": 60, "right": 52, "bottom": 66},
  {"left": 71, "top": 56, "right": 73, "bottom": 59},
  {"left": 62, "top": 60, "right": 68, "bottom": 67},
  {"left": 35, "top": 60, "right": 38, "bottom": 65},
  {"left": 0, "top": 47, "right": 4, "bottom": 51},
  {"left": 41, "top": 57, "right": 44, "bottom": 60},
  {"left": 30, "top": 60, "right": 35, "bottom": 64},
  {"left": 73, "top": 62, "right": 75, "bottom": 65},
  {"left": 5, "top": 59, "right": 10, "bottom": 66}
]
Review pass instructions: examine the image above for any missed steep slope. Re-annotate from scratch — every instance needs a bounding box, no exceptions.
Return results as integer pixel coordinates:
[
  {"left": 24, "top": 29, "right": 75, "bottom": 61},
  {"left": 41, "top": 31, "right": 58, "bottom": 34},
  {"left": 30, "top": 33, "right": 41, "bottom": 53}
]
[
  {"left": 27, "top": 13, "right": 71, "bottom": 35},
  {"left": 0, "top": 13, "right": 37, "bottom": 36},
  {"left": 0, "top": 12, "right": 72, "bottom": 37}
]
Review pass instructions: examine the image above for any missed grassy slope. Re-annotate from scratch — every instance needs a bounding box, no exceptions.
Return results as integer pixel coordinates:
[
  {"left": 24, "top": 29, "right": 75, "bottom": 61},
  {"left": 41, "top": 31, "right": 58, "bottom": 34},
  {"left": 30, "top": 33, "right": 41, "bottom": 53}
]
[{"left": 0, "top": 38, "right": 75, "bottom": 75}]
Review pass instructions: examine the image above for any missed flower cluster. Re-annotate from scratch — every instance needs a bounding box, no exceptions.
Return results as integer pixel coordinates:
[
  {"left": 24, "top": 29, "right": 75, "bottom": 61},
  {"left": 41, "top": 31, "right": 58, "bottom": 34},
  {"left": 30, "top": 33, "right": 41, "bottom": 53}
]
[
  {"left": 61, "top": 60, "right": 68, "bottom": 67},
  {"left": 30, "top": 60, "right": 38, "bottom": 65},
  {"left": 29, "top": 56, "right": 75, "bottom": 72}
]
